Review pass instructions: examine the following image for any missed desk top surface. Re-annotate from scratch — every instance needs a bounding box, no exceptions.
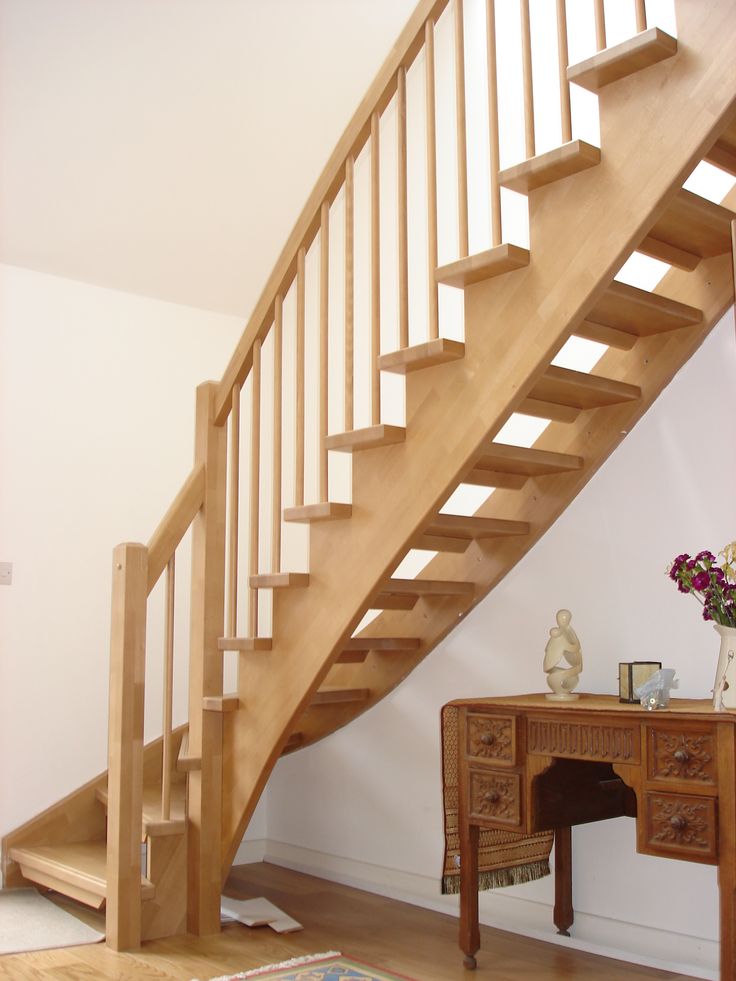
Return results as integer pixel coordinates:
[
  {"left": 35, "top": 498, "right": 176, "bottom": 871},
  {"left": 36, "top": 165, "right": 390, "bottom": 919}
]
[{"left": 447, "top": 692, "right": 736, "bottom": 721}]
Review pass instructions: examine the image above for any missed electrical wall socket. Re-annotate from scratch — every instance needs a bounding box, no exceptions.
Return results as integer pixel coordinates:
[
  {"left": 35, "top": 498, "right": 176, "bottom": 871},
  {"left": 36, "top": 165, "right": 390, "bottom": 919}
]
[{"left": 0, "top": 562, "right": 13, "bottom": 585}]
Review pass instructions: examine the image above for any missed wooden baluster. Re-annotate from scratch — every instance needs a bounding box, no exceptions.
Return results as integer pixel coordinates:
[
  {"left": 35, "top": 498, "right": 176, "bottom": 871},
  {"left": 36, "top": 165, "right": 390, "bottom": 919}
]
[
  {"left": 249, "top": 339, "right": 262, "bottom": 636},
  {"left": 731, "top": 219, "right": 736, "bottom": 316},
  {"left": 556, "top": 0, "right": 572, "bottom": 144},
  {"left": 295, "top": 248, "right": 306, "bottom": 506},
  {"left": 486, "top": 0, "right": 502, "bottom": 247},
  {"left": 272, "top": 298, "right": 283, "bottom": 573},
  {"left": 634, "top": 0, "right": 647, "bottom": 32},
  {"left": 344, "top": 158, "right": 355, "bottom": 429},
  {"left": 319, "top": 203, "right": 329, "bottom": 501},
  {"left": 425, "top": 19, "right": 439, "bottom": 340},
  {"left": 397, "top": 68, "right": 409, "bottom": 351},
  {"left": 371, "top": 111, "right": 382, "bottom": 423},
  {"left": 520, "top": 0, "right": 536, "bottom": 159},
  {"left": 161, "top": 554, "right": 175, "bottom": 821},
  {"left": 226, "top": 383, "right": 240, "bottom": 637},
  {"left": 594, "top": 0, "right": 607, "bottom": 51},
  {"left": 455, "top": 0, "right": 469, "bottom": 259}
]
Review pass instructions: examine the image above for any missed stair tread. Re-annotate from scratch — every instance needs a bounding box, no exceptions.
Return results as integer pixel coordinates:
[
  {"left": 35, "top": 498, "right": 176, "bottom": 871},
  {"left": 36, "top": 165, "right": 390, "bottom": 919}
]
[
  {"left": 567, "top": 27, "right": 677, "bottom": 92},
  {"left": 498, "top": 140, "right": 601, "bottom": 193},
  {"left": 705, "top": 118, "right": 736, "bottom": 176},
  {"left": 435, "top": 243, "right": 530, "bottom": 288},
  {"left": 587, "top": 280, "right": 702, "bottom": 336},
  {"left": 203, "top": 694, "right": 239, "bottom": 712},
  {"left": 640, "top": 188, "right": 735, "bottom": 269},
  {"left": 250, "top": 572, "right": 309, "bottom": 588},
  {"left": 518, "top": 397, "right": 581, "bottom": 424},
  {"left": 312, "top": 687, "right": 371, "bottom": 705},
  {"left": 425, "top": 513, "right": 530, "bottom": 539},
  {"left": 378, "top": 338, "right": 464, "bottom": 374},
  {"left": 177, "top": 731, "right": 201, "bottom": 772},
  {"left": 574, "top": 318, "right": 638, "bottom": 351},
  {"left": 218, "top": 636, "right": 273, "bottom": 651},
  {"left": 325, "top": 424, "right": 406, "bottom": 452},
  {"left": 9, "top": 841, "right": 155, "bottom": 900},
  {"left": 381, "top": 577, "right": 475, "bottom": 596},
  {"left": 531, "top": 365, "right": 641, "bottom": 410},
  {"left": 283, "top": 502, "right": 352, "bottom": 522},
  {"left": 344, "top": 636, "right": 422, "bottom": 651},
  {"left": 97, "top": 782, "right": 187, "bottom": 831},
  {"left": 473, "top": 443, "right": 584, "bottom": 477}
]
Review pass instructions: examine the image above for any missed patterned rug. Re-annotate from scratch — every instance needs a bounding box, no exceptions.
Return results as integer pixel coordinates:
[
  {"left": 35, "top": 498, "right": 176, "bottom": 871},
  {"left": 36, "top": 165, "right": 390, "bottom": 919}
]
[{"left": 194, "top": 952, "right": 417, "bottom": 981}]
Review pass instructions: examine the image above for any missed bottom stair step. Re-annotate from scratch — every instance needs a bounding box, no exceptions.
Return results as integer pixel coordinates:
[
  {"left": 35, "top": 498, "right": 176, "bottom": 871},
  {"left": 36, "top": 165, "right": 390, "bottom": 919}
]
[
  {"left": 9, "top": 841, "right": 155, "bottom": 909},
  {"left": 311, "top": 687, "right": 371, "bottom": 706}
]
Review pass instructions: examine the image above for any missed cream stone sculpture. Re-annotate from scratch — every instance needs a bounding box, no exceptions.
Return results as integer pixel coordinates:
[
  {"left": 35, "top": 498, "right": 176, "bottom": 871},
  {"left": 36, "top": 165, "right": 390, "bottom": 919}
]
[{"left": 543, "top": 609, "right": 583, "bottom": 701}]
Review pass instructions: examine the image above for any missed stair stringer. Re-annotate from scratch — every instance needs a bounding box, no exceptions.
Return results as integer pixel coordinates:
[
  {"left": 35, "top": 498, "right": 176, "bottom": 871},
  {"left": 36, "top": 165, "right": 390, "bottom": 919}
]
[{"left": 220, "top": 0, "right": 736, "bottom": 874}]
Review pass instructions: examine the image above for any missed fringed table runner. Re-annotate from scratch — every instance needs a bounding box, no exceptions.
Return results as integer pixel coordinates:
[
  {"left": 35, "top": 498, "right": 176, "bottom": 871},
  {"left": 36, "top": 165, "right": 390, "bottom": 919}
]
[{"left": 441, "top": 703, "right": 553, "bottom": 894}]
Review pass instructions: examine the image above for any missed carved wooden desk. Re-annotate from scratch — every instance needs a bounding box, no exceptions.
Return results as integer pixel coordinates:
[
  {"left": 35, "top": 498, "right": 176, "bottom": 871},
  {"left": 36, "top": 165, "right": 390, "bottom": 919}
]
[{"left": 452, "top": 694, "right": 736, "bottom": 978}]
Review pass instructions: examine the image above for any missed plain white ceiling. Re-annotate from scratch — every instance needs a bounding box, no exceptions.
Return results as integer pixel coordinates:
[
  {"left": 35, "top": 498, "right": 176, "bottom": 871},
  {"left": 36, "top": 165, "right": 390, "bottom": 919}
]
[{"left": 0, "top": 0, "right": 416, "bottom": 317}]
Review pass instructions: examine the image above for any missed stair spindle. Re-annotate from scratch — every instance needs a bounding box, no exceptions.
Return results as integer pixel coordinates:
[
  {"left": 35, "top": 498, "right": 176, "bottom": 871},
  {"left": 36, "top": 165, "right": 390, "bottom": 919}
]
[
  {"left": 486, "top": 0, "right": 502, "bottom": 247},
  {"left": 161, "top": 554, "right": 175, "bottom": 822},
  {"left": 594, "top": 0, "right": 607, "bottom": 51},
  {"left": 425, "top": 19, "right": 439, "bottom": 340},
  {"left": 272, "top": 298, "right": 283, "bottom": 573},
  {"left": 319, "top": 203, "right": 329, "bottom": 502},
  {"left": 249, "top": 339, "right": 262, "bottom": 635},
  {"left": 556, "top": 0, "right": 572, "bottom": 144},
  {"left": 731, "top": 219, "right": 736, "bottom": 316},
  {"left": 397, "top": 68, "right": 409, "bottom": 350},
  {"left": 371, "top": 111, "right": 382, "bottom": 423},
  {"left": 634, "top": 0, "right": 647, "bottom": 32},
  {"left": 520, "top": 0, "right": 536, "bottom": 159},
  {"left": 344, "top": 157, "right": 355, "bottom": 428},
  {"left": 226, "top": 383, "right": 240, "bottom": 636},
  {"left": 295, "top": 247, "right": 306, "bottom": 507},
  {"left": 454, "top": 0, "right": 469, "bottom": 258}
]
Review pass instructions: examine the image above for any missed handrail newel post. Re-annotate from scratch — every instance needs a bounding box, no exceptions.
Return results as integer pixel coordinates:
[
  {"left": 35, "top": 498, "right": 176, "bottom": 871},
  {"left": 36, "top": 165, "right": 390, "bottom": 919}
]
[
  {"left": 187, "top": 380, "right": 228, "bottom": 935},
  {"left": 106, "top": 540, "right": 148, "bottom": 951}
]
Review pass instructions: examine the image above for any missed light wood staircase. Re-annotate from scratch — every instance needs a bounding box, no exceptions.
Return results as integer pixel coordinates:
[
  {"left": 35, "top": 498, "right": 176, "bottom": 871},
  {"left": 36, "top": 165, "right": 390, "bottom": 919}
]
[{"left": 3, "top": 0, "right": 736, "bottom": 953}]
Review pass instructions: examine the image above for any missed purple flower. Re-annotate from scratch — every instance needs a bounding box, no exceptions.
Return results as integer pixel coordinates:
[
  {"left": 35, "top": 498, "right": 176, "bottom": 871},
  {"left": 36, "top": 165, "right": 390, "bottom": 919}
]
[
  {"left": 703, "top": 605, "right": 713, "bottom": 621},
  {"left": 677, "top": 579, "right": 690, "bottom": 593},
  {"left": 696, "top": 550, "right": 716, "bottom": 563},
  {"left": 692, "top": 571, "right": 710, "bottom": 590}
]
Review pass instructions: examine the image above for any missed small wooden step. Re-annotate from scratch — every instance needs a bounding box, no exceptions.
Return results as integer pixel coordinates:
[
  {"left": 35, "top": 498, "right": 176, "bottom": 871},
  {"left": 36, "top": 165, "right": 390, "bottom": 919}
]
[
  {"left": 371, "top": 593, "right": 419, "bottom": 610},
  {"left": 435, "top": 243, "right": 530, "bottom": 288},
  {"left": 518, "top": 397, "right": 581, "bottom": 424},
  {"left": 567, "top": 27, "right": 677, "bottom": 91},
  {"left": 587, "top": 280, "right": 702, "bottom": 337},
  {"left": 311, "top": 687, "right": 371, "bottom": 706},
  {"left": 218, "top": 636, "right": 272, "bottom": 651},
  {"left": 338, "top": 637, "right": 422, "bottom": 664},
  {"left": 418, "top": 514, "right": 530, "bottom": 552},
  {"left": 283, "top": 502, "right": 352, "bottom": 522},
  {"left": 203, "top": 694, "right": 239, "bottom": 712},
  {"left": 378, "top": 338, "right": 464, "bottom": 374},
  {"left": 325, "top": 424, "right": 406, "bottom": 453},
  {"left": 9, "top": 841, "right": 155, "bottom": 910},
  {"left": 574, "top": 319, "right": 637, "bottom": 351},
  {"left": 705, "top": 118, "right": 736, "bottom": 176},
  {"left": 468, "top": 444, "right": 584, "bottom": 487},
  {"left": 498, "top": 140, "right": 600, "bottom": 193},
  {"left": 377, "top": 578, "right": 475, "bottom": 604},
  {"left": 530, "top": 365, "right": 641, "bottom": 410},
  {"left": 639, "top": 189, "right": 735, "bottom": 270},
  {"left": 97, "top": 782, "right": 186, "bottom": 840},
  {"left": 177, "top": 731, "right": 201, "bottom": 772},
  {"left": 249, "top": 572, "right": 310, "bottom": 588}
]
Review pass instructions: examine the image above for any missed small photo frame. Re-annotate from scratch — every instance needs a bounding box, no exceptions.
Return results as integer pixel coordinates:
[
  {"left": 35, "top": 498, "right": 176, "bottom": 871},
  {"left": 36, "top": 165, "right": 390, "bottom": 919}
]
[{"left": 619, "top": 661, "right": 662, "bottom": 703}]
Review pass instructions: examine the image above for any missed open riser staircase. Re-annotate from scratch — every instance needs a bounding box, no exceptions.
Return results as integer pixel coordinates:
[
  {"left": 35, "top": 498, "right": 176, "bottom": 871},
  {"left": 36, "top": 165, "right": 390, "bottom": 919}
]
[{"left": 3, "top": 0, "right": 736, "bottom": 958}]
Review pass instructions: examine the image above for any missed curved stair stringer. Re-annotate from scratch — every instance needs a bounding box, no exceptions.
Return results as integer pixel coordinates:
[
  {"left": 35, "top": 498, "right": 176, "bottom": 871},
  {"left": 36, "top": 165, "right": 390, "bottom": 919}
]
[{"left": 220, "top": 0, "right": 736, "bottom": 873}]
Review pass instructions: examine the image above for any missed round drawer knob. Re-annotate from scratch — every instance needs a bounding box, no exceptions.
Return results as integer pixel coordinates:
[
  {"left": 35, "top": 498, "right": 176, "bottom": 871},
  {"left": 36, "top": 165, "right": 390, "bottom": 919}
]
[
  {"left": 484, "top": 790, "right": 501, "bottom": 804},
  {"left": 480, "top": 733, "right": 495, "bottom": 746},
  {"left": 669, "top": 814, "right": 687, "bottom": 832},
  {"left": 673, "top": 749, "right": 690, "bottom": 764}
]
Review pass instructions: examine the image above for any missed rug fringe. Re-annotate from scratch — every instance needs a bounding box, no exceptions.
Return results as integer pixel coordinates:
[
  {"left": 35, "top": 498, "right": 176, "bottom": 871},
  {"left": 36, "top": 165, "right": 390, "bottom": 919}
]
[
  {"left": 442, "top": 859, "right": 550, "bottom": 895},
  {"left": 192, "top": 950, "right": 341, "bottom": 981}
]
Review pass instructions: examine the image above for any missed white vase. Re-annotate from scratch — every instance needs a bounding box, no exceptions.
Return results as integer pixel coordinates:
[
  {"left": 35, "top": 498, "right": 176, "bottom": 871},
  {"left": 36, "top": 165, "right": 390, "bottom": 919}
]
[{"left": 712, "top": 624, "right": 736, "bottom": 711}]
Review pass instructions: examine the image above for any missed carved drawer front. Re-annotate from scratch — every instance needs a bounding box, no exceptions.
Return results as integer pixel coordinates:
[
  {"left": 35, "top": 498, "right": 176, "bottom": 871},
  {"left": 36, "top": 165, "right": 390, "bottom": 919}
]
[
  {"left": 647, "top": 727, "right": 716, "bottom": 786},
  {"left": 643, "top": 792, "right": 717, "bottom": 862},
  {"left": 466, "top": 713, "right": 516, "bottom": 766},
  {"left": 468, "top": 769, "right": 521, "bottom": 827},
  {"left": 527, "top": 717, "right": 640, "bottom": 764}
]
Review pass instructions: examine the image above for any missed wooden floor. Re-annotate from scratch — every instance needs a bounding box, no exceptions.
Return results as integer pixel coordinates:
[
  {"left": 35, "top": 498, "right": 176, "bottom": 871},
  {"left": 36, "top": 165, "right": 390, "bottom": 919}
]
[{"left": 0, "top": 862, "right": 698, "bottom": 980}]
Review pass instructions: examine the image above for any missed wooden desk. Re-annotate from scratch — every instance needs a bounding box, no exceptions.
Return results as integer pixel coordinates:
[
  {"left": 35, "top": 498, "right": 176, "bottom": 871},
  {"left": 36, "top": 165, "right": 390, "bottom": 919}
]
[{"left": 452, "top": 694, "right": 736, "bottom": 978}]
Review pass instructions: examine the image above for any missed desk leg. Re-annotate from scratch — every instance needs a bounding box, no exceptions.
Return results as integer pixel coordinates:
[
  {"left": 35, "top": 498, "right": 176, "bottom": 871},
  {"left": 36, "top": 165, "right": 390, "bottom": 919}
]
[
  {"left": 553, "top": 826, "right": 573, "bottom": 937},
  {"left": 460, "top": 822, "right": 480, "bottom": 969},
  {"left": 717, "top": 724, "right": 736, "bottom": 981}
]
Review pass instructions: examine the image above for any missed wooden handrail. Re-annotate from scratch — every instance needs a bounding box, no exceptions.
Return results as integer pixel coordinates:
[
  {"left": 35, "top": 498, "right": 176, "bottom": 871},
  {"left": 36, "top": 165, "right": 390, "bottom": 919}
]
[
  {"left": 213, "top": 0, "right": 452, "bottom": 425},
  {"left": 147, "top": 464, "right": 206, "bottom": 594}
]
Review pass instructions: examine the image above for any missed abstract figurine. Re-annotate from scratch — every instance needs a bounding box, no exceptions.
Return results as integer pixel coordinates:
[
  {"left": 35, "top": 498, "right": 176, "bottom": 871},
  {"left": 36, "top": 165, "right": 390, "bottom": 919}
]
[{"left": 543, "top": 609, "right": 583, "bottom": 701}]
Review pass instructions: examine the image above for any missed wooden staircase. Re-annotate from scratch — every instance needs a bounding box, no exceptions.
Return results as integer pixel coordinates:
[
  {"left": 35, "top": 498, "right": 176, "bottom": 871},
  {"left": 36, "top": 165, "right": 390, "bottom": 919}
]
[{"left": 3, "top": 0, "right": 736, "bottom": 955}]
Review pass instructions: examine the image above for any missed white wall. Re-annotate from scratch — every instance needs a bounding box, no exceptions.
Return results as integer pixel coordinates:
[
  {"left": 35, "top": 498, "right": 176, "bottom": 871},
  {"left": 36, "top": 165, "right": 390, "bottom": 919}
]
[{"left": 265, "top": 309, "right": 736, "bottom": 980}]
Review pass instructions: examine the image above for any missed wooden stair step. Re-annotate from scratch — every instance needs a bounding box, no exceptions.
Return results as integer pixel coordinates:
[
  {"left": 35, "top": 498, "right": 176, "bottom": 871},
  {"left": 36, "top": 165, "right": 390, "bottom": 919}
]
[
  {"left": 378, "top": 338, "right": 464, "bottom": 374},
  {"left": 435, "top": 243, "right": 530, "bottom": 288},
  {"left": 311, "top": 687, "right": 371, "bottom": 706},
  {"left": 567, "top": 27, "right": 677, "bottom": 91},
  {"left": 639, "top": 188, "right": 735, "bottom": 270},
  {"left": 338, "top": 638, "right": 421, "bottom": 663},
  {"left": 249, "top": 572, "right": 310, "bottom": 588},
  {"left": 587, "top": 280, "right": 702, "bottom": 337},
  {"left": 218, "top": 636, "right": 272, "bottom": 651},
  {"left": 325, "top": 424, "right": 406, "bottom": 452},
  {"left": 531, "top": 365, "right": 641, "bottom": 410},
  {"left": 9, "top": 841, "right": 155, "bottom": 910},
  {"left": 283, "top": 502, "right": 352, "bottom": 522},
  {"left": 203, "top": 694, "right": 239, "bottom": 712},
  {"left": 177, "top": 731, "right": 201, "bottom": 772},
  {"left": 705, "top": 118, "right": 736, "bottom": 176},
  {"left": 371, "top": 593, "right": 420, "bottom": 610},
  {"left": 379, "top": 577, "right": 475, "bottom": 598},
  {"left": 574, "top": 318, "right": 638, "bottom": 351},
  {"left": 518, "top": 397, "right": 581, "bottom": 424},
  {"left": 498, "top": 140, "right": 601, "bottom": 194},
  {"left": 419, "top": 514, "right": 530, "bottom": 552},
  {"left": 97, "top": 783, "right": 186, "bottom": 839},
  {"left": 469, "top": 443, "right": 584, "bottom": 483}
]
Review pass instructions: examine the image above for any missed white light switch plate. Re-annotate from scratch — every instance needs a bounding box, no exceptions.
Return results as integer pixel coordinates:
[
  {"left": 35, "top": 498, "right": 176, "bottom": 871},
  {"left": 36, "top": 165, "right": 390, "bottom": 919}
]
[{"left": 0, "top": 562, "right": 12, "bottom": 585}]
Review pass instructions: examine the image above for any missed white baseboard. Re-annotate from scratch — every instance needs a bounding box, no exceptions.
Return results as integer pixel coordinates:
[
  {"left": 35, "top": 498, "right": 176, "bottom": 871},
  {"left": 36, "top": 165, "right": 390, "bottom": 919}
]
[
  {"left": 258, "top": 839, "right": 717, "bottom": 980},
  {"left": 233, "top": 837, "right": 267, "bottom": 866}
]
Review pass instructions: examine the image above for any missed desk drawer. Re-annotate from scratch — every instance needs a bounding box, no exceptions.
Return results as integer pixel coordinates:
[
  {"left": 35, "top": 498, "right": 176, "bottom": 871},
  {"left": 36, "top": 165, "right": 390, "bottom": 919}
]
[
  {"left": 468, "top": 769, "right": 521, "bottom": 827},
  {"left": 647, "top": 726, "right": 716, "bottom": 786},
  {"left": 466, "top": 713, "right": 516, "bottom": 766},
  {"left": 527, "top": 717, "right": 640, "bottom": 764},
  {"left": 643, "top": 792, "right": 717, "bottom": 863}
]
